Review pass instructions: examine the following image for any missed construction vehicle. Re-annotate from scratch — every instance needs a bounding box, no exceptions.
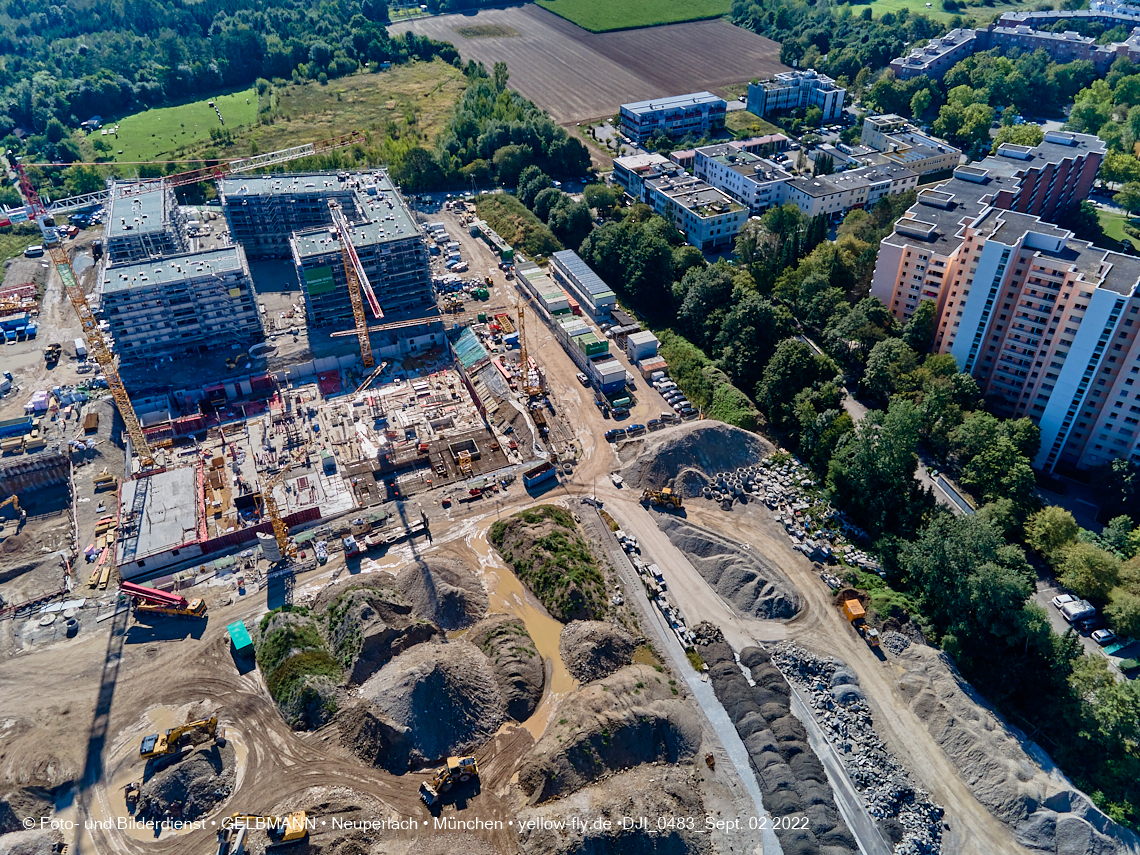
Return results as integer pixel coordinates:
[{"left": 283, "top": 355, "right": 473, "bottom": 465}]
[
  {"left": 43, "top": 342, "right": 61, "bottom": 365},
  {"left": 228, "top": 812, "right": 309, "bottom": 848},
  {"left": 124, "top": 782, "right": 141, "bottom": 809},
  {"left": 93, "top": 468, "right": 118, "bottom": 491},
  {"left": 705, "top": 753, "right": 716, "bottom": 770},
  {"left": 139, "top": 715, "right": 221, "bottom": 759},
  {"left": 641, "top": 487, "right": 682, "bottom": 509},
  {"left": 258, "top": 442, "right": 316, "bottom": 562},
  {"left": 0, "top": 494, "right": 26, "bottom": 532},
  {"left": 419, "top": 756, "right": 479, "bottom": 805},
  {"left": 841, "top": 595, "right": 880, "bottom": 649},
  {"left": 120, "top": 580, "right": 207, "bottom": 619}
]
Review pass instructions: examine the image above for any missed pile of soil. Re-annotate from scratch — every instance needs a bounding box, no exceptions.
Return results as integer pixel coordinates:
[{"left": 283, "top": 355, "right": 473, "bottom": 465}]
[
  {"left": 335, "top": 702, "right": 412, "bottom": 774},
  {"left": 324, "top": 582, "right": 441, "bottom": 686},
  {"left": 396, "top": 558, "right": 488, "bottom": 631},
  {"left": 559, "top": 620, "right": 638, "bottom": 683},
  {"left": 517, "top": 765, "right": 710, "bottom": 855},
  {"left": 517, "top": 664, "right": 701, "bottom": 804},
  {"left": 137, "top": 741, "right": 236, "bottom": 821},
  {"left": 0, "top": 787, "right": 56, "bottom": 834},
  {"left": 0, "top": 830, "right": 61, "bottom": 855},
  {"left": 620, "top": 422, "right": 771, "bottom": 490},
  {"left": 467, "top": 615, "right": 545, "bottom": 722},
  {"left": 358, "top": 641, "right": 505, "bottom": 763},
  {"left": 659, "top": 518, "right": 800, "bottom": 620},
  {"left": 695, "top": 624, "right": 856, "bottom": 855},
  {"left": 895, "top": 644, "right": 1140, "bottom": 855}
]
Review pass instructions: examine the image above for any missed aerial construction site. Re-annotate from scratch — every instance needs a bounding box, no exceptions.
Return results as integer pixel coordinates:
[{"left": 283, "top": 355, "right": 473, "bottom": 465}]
[{"left": 1, "top": 136, "right": 1137, "bottom": 855}]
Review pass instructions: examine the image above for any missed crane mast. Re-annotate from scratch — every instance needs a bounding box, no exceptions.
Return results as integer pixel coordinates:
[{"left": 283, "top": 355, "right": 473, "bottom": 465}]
[{"left": 328, "top": 201, "right": 382, "bottom": 369}]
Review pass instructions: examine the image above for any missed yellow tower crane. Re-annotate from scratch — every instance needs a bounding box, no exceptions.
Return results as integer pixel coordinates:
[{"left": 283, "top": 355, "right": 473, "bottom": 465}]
[
  {"left": 328, "top": 200, "right": 383, "bottom": 369},
  {"left": 516, "top": 296, "right": 543, "bottom": 397},
  {"left": 258, "top": 443, "right": 316, "bottom": 561}
]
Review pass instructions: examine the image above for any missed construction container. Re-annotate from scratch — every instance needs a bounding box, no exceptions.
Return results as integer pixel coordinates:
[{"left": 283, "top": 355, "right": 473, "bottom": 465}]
[
  {"left": 638, "top": 356, "right": 668, "bottom": 379},
  {"left": 227, "top": 620, "right": 254, "bottom": 657},
  {"left": 626, "top": 330, "right": 660, "bottom": 362},
  {"left": 542, "top": 291, "right": 570, "bottom": 315},
  {"left": 574, "top": 333, "right": 609, "bottom": 357}
]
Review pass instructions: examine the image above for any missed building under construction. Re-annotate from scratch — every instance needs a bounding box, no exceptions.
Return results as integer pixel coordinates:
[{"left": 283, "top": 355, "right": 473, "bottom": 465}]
[
  {"left": 104, "top": 181, "right": 189, "bottom": 266},
  {"left": 96, "top": 247, "right": 262, "bottom": 361},
  {"left": 116, "top": 465, "right": 204, "bottom": 579}
]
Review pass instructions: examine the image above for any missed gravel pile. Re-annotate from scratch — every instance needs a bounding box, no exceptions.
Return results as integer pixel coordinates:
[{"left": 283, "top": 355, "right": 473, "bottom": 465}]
[
  {"left": 659, "top": 518, "right": 800, "bottom": 620},
  {"left": 771, "top": 643, "right": 943, "bottom": 855},
  {"left": 137, "top": 741, "right": 236, "bottom": 822},
  {"left": 358, "top": 640, "right": 505, "bottom": 763},
  {"left": 396, "top": 558, "right": 488, "bottom": 631},
  {"left": 620, "top": 421, "right": 771, "bottom": 490},
  {"left": 881, "top": 632, "right": 911, "bottom": 655},
  {"left": 467, "top": 615, "right": 545, "bottom": 721},
  {"left": 694, "top": 624, "right": 856, "bottom": 855},
  {"left": 558, "top": 620, "right": 638, "bottom": 683}
]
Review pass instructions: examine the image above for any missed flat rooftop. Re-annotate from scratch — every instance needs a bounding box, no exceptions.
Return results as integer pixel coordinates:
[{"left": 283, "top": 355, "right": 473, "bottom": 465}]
[
  {"left": 787, "top": 164, "right": 915, "bottom": 198},
  {"left": 106, "top": 181, "right": 170, "bottom": 238},
  {"left": 646, "top": 174, "right": 744, "bottom": 217},
  {"left": 552, "top": 250, "right": 617, "bottom": 297},
  {"left": 100, "top": 247, "right": 246, "bottom": 294},
  {"left": 622, "top": 91, "right": 724, "bottom": 114},
  {"left": 116, "top": 465, "right": 201, "bottom": 565},
  {"left": 290, "top": 174, "right": 420, "bottom": 258},
  {"left": 614, "top": 153, "right": 675, "bottom": 172}
]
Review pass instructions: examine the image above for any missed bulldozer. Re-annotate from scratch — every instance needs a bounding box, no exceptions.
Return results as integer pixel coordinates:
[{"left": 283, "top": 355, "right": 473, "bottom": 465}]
[
  {"left": 419, "top": 756, "right": 478, "bottom": 806},
  {"left": 139, "top": 716, "right": 222, "bottom": 759},
  {"left": 641, "top": 487, "right": 682, "bottom": 509},
  {"left": 227, "top": 812, "right": 309, "bottom": 848}
]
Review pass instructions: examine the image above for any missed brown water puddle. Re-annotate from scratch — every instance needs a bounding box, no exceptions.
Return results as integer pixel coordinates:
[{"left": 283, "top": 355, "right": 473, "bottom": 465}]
[{"left": 467, "top": 525, "right": 576, "bottom": 741}]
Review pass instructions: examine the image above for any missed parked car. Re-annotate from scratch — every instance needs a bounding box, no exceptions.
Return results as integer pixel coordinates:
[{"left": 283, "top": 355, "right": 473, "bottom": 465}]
[
  {"left": 604, "top": 428, "right": 624, "bottom": 442},
  {"left": 627, "top": 423, "right": 646, "bottom": 435},
  {"left": 647, "top": 418, "right": 663, "bottom": 430},
  {"left": 1052, "top": 593, "right": 1078, "bottom": 609},
  {"left": 672, "top": 399, "right": 690, "bottom": 411},
  {"left": 576, "top": 372, "right": 590, "bottom": 386},
  {"left": 1060, "top": 599, "right": 1096, "bottom": 623},
  {"left": 1092, "top": 628, "right": 1117, "bottom": 646},
  {"left": 611, "top": 406, "right": 630, "bottom": 419}
]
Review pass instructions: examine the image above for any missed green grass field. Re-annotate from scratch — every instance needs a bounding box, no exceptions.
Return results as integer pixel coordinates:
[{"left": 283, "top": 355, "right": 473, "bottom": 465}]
[
  {"left": 105, "top": 88, "right": 258, "bottom": 162},
  {"left": 725, "top": 110, "right": 781, "bottom": 138},
  {"left": 0, "top": 231, "right": 37, "bottom": 263},
  {"left": 861, "top": 0, "right": 1033, "bottom": 24},
  {"left": 536, "top": 0, "right": 730, "bottom": 32},
  {"left": 1099, "top": 209, "right": 1140, "bottom": 250}
]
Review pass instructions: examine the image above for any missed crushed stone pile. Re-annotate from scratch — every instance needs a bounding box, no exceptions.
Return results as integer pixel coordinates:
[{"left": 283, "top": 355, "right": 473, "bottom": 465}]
[
  {"left": 880, "top": 632, "right": 911, "bottom": 656},
  {"left": 467, "top": 615, "right": 546, "bottom": 722},
  {"left": 620, "top": 421, "right": 771, "bottom": 490},
  {"left": 396, "top": 558, "right": 488, "bottom": 631},
  {"left": 335, "top": 702, "right": 413, "bottom": 774},
  {"left": 517, "top": 765, "right": 711, "bottom": 855},
  {"left": 559, "top": 620, "right": 638, "bottom": 683},
  {"left": 771, "top": 642, "right": 944, "bottom": 855},
  {"left": 518, "top": 664, "right": 701, "bottom": 804},
  {"left": 658, "top": 518, "right": 800, "bottom": 620},
  {"left": 137, "top": 741, "right": 236, "bottom": 821},
  {"left": 358, "top": 640, "right": 505, "bottom": 763},
  {"left": 695, "top": 623, "right": 856, "bottom": 855},
  {"left": 894, "top": 644, "right": 1140, "bottom": 855}
]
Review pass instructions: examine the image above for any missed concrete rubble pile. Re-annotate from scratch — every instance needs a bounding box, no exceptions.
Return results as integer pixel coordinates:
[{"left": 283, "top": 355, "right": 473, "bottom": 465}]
[{"left": 772, "top": 642, "right": 944, "bottom": 855}]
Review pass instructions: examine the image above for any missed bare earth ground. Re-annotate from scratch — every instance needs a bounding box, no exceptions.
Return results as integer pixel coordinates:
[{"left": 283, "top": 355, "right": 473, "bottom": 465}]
[{"left": 389, "top": 5, "right": 788, "bottom": 124}]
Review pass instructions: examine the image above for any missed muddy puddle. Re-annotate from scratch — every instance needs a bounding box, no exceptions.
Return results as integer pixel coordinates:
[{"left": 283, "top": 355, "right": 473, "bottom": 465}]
[{"left": 467, "top": 525, "right": 575, "bottom": 740}]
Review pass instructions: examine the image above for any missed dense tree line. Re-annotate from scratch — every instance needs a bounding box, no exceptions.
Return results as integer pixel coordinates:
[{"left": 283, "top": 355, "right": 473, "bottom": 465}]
[
  {"left": 0, "top": 0, "right": 457, "bottom": 136},
  {"left": 391, "top": 62, "right": 590, "bottom": 192}
]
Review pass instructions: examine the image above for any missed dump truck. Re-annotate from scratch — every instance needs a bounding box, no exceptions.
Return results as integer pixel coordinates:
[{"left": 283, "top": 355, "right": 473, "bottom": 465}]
[
  {"left": 120, "top": 580, "right": 207, "bottom": 619},
  {"left": 419, "top": 756, "right": 479, "bottom": 805},
  {"left": 227, "top": 812, "right": 308, "bottom": 848},
  {"left": 641, "top": 487, "right": 682, "bottom": 509},
  {"left": 140, "top": 715, "right": 221, "bottom": 759},
  {"left": 841, "top": 596, "right": 880, "bottom": 649}
]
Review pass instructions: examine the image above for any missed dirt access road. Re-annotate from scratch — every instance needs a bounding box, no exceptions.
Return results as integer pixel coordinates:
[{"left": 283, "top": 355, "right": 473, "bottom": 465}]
[{"left": 390, "top": 6, "right": 787, "bottom": 124}]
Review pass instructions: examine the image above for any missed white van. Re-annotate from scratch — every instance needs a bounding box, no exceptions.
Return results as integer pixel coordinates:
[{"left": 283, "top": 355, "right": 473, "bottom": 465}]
[{"left": 24, "top": 245, "right": 44, "bottom": 258}]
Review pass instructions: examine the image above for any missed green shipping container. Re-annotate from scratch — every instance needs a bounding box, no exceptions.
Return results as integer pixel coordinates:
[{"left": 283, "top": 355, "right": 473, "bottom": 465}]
[
  {"left": 227, "top": 620, "right": 254, "bottom": 656},
  {"left": 575, "top": 333, "right": 609, "bottom": 357},
  {"left": 477, "top": 312, "right": 488, "bottom": 323}
]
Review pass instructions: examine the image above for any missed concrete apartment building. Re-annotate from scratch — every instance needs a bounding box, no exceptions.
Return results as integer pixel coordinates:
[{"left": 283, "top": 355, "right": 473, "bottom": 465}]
[
  {"left": 104, "top": 181, "right": 189, "bottom": 266},
  {"left": 782, "top": 164, "right": 918, "bottom": 219},
  {"left": 891, "top": 29, "right": 981, "bottom": 80},
  {"left": 612, "top": 153, "right": 683, "bottom": 203},
  {"left": 619, "top": 92, "right": 727, "bottom": 144},
  {"left": 860, "top": 115, "right": 962, "bottom": 176},
  {"left": 693, "top": 143, "right": 792, "bottom": 214},
  {"left": 550, "top": 250, "right": 618, "bottom": 320},
  {"left": 219, "top": 173, "right": 358, "bottom": 259},
  {"left": 872, "top": 131, "right": 1105, "bottom": 325},
  {"left": 97, "top": 246, "right": 262, "bottom": 361},
  {"left": 746, "top": 70, "right": 846, "bottom": 123},
  {"left": 644, "top": 173, "right": 747, "bottom": 251}
]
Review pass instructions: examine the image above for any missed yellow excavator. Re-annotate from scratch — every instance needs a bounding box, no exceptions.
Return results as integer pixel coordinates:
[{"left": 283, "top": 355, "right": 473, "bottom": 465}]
[
  {"left": 641, "top": 487, "right": 682, "bottom": 509},
  {"left": 419, "top": 756, "right": 479, "bottom": 805},
  {"left": 228, "top": 812, "right": 309, "bottom": 848},
  {"left": 0, "top": 495, "right": 25, "bottom": 535},
  {"left": 139, "top": 716, "right": 222, "bottom": 759}
]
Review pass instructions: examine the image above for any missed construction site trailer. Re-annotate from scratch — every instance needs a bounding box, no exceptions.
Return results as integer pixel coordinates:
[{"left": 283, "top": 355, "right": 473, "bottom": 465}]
[{"left": 227, "top": 620, "right": 254, "bottom": 656}]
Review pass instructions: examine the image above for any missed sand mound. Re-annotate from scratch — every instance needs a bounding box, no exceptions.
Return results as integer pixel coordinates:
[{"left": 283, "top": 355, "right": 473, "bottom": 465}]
[
  {"left": 138, "top": 741, "right": 236, "bottom": 821},
  {"left": 467, "top": 615, "right": 545, "bottom": 722},
  {"left": 358, "top": 641, "right": 504, "bottom": 763},
  {"left": 559, "top": 620, "right": 638, "bottom": 683},
  {"left": 695, "top": 626, "right": 856, "bottom": 855},
  {"left": 396, "top": 558, "right": 488, "bottom": 630},
  {"left": 518, "top": 664, "right": 701, "bottom": 804},
  {"left": 658, "top": 518, "right": 800, "bottom": 619},
  {"left": 517, "top": 765, "right": 710, "bottom": 855},
  {"left": 335, "top": 702, "right": 413, "bottom": 774},
  {"left": 620, "top": 421, "right": 771, "bottom": 490},
  {"left": 895, "top": 644, "right": 1140, "bottom": 855}
]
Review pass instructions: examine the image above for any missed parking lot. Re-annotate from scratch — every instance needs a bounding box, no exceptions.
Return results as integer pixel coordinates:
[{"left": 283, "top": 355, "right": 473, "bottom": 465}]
[{"left": 1033, "top": 580, "right": 1138, "bottom": 677}]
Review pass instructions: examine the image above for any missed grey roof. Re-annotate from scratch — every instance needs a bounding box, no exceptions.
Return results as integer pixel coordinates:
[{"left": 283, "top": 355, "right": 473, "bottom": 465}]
[
  {"left": 106, "top": 181, "right": 170, "bottom": 238},
  {"left": 116, "top": 465, "right": 200, "bottom": 564},
  {"left": 621, "top": 91, "right": 725, "bottom": 114},
  {"left": 552, "top": 250, "right": 615, "bottom": 297},
  {"left": 289, "top": 174, "right": 420, "bottom": 259},
  {"left": 786, "top": 164, "right": 915, "bottom": 198},
  {"left": 101, "top": 247, "right": 246, "bottom": 294},
  {"left": 696, "top": 144, "right": 791, "bottom": 182}
]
